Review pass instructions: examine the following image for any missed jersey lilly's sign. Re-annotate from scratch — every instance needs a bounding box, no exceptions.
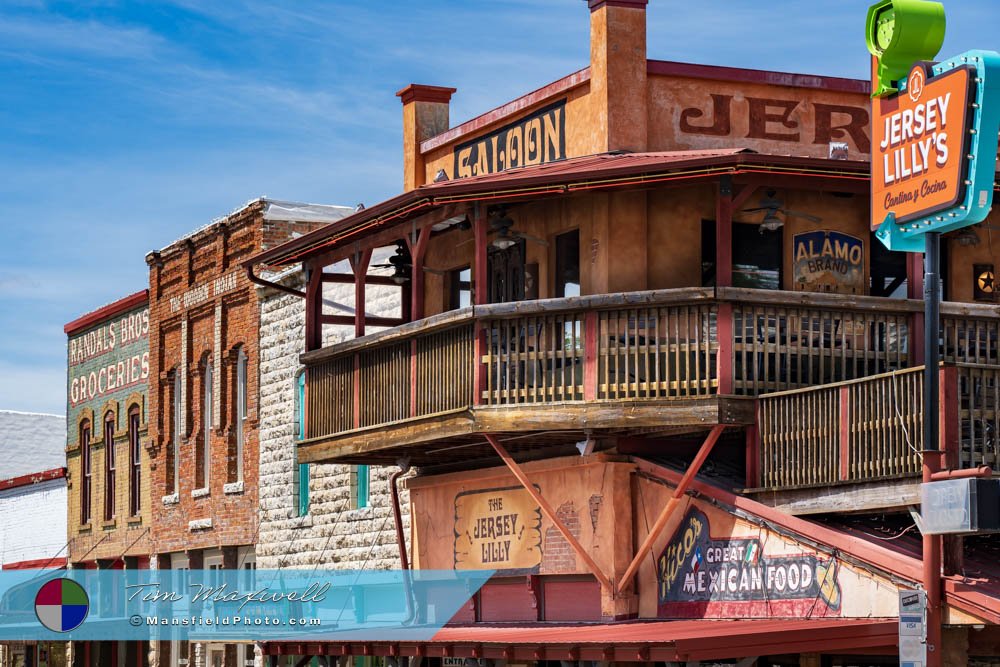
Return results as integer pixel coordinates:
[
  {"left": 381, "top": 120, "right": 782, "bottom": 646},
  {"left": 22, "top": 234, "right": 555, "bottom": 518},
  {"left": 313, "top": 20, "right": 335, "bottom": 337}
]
[
  {"left": 453, "top": 486, "right": 542, "bottom": 572},
  {"left": 657, "top": 508, "right": 842, "bottom": 618},
  {"left": 453, "top": 100, "right": 566, "bottom": 178},
  {"left": 872, "top": 52, "right": 1000, "bottom": 251}
]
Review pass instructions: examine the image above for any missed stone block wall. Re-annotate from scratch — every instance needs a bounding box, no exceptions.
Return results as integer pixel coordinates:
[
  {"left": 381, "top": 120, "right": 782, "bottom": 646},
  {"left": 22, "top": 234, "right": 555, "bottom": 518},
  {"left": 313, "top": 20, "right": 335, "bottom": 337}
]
[{"left": 257, "top": 254, "right": 410, "bottom": 570}]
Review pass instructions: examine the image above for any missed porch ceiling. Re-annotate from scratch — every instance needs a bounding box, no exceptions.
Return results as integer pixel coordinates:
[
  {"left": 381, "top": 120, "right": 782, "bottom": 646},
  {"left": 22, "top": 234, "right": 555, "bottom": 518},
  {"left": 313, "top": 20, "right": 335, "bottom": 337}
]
[{"left": 296, "top": 397, "right": 755, "bottom": 468}]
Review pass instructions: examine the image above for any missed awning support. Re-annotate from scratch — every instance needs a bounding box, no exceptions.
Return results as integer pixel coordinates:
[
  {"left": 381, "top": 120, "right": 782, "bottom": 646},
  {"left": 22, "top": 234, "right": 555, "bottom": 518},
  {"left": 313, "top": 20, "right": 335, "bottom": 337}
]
[
  {"left": 616, "top": 425, "right": 726, "bottom": 594},
  {"left": 484, "top": 434, "right": 613, "bottom": 591}
]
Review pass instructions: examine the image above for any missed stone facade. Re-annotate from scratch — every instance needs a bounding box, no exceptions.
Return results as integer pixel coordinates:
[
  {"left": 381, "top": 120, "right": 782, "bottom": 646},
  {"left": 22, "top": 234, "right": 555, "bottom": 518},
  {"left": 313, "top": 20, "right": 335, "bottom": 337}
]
[
  {"left": 144, "top": 199, "right": 351, "bottom": 667},
  {"left": 257, "top": 255, "right": 411, "bottom": 570},
  {"left": 64, "top": 292, "right": 151, "bottom": 565}
]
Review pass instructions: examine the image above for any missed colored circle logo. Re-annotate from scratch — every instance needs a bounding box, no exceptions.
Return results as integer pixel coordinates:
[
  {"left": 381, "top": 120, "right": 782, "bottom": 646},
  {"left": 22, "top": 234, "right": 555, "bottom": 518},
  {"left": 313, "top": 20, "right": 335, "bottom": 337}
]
[{"left": 34, "top": 578, "right": 89, "bottom": 632}]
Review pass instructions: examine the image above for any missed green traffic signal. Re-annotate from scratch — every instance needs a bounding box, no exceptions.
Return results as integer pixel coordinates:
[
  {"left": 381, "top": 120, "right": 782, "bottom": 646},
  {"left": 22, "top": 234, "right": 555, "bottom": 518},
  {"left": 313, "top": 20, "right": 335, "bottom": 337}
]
[{"left": 865, "top": 0, "right": 946, "bottom": 97}]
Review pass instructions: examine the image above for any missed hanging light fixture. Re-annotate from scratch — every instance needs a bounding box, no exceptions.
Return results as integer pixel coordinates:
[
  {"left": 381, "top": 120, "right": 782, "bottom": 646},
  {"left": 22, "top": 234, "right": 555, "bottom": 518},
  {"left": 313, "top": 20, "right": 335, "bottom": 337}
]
[
  {"left": 758, "top": 212, "right": 784, "bottom": 234},
  {"left": 954, "top": 226, "right": 981, "bottom": 247}
]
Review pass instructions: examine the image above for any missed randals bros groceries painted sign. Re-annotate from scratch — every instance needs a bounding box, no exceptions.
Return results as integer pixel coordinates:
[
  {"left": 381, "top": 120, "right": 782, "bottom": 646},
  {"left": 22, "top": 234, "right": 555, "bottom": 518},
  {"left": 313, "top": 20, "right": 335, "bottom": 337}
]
[{"left": 657, "top": 508, "right": 842, "bottom": 618}]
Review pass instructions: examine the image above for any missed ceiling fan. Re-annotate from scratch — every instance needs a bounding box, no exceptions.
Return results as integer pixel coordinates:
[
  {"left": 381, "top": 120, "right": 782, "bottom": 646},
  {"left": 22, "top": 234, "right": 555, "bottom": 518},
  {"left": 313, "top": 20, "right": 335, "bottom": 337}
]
[
  {"left": 458, "top": 205, "right": 549, "bottom": 249},
  {"left": 371, "top": 241, "right": 446, "bottom": 283},
  {"left": 739, "top": 190, "right": 823, "bottom": 233}
]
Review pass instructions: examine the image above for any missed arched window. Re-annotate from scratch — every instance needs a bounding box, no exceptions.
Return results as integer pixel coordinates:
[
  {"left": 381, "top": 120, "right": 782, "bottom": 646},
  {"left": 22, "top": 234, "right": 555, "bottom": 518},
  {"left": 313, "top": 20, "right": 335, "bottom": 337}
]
[
  {"left": 80, "top": 420, "right": 92, "bottom": 524},
  {"left": 200, "top": 357, "right": 212, "bottom": 490},
  {"left": 104, "top": 411, "right": 116, "bottom": 521},
  {"left": 171, "top": 371, "right": 181, "bottom": 494},
  {"left": 234, "top": 347, "right": 248, "bottom": 483},
  {"left": 128, "top": 405, "right": 141, "bottom": 517}
]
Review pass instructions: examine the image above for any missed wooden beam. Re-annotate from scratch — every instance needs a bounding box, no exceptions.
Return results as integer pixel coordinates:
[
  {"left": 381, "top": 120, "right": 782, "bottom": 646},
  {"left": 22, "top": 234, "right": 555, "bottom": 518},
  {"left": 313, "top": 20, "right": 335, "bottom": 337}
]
[
  {"left": 484, "top": 433, "right": 613, "bottom": 591},
  {"left": 350, "top": 248, "right": 373, "bottom": 338},
  {"left": 617, "top": 425, "right": 726, "bottom": 594},
  {"left": 319, "top": 315, "right": 405, "bottom": 328},
  {"left": 748, "top": 478, "right": 921, "bottom": 515},
  {"left": 305, "top": 263, "right": 323, "bottom": 352},
  {"left": 407, "top": 225, "right": 433, "bottom": 320},
  {"left": 322, "top": 273, "right": 400, "bottom": 287}
]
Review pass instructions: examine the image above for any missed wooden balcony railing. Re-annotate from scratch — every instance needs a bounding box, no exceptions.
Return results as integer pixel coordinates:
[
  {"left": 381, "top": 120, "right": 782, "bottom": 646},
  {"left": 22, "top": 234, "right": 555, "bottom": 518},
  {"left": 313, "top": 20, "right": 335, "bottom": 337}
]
[
  {"left": 757, "top": 363, "right": 1000, "bottom": 489},
  {"left": 300, "top": 286, "right": 1000, "bottom": 446}
]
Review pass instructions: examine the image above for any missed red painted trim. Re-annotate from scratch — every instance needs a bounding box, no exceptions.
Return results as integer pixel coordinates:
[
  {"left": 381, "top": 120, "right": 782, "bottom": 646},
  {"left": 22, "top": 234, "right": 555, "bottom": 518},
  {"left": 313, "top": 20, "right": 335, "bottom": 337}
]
[
  {"left": 647, "top": 60, "right": 871, "bottom": 95},
  {"left": 0, "top": 467, "right": 66, "bottom": 492},
  {"left": 633, "top": 457, "right": 924, "bottom": 583},
  {"left": 396, "top": 84, "right": 457, "bottom": 105},
  {"left": 939, "top": 366, "right": 959, "bottom": 468},
  {"left": 2, "top": 557, "right": 67, "bottom": 570},
  {"left": 64, "top": 290, "right": 148, "bottom": 335},
  {"left": 839, "top": 386, "right": 850, "bottom": 481},
  {"left": 420, "top": 68, "right": 591, "bottom": 154},
  {"left": 716, "top": 303, "right": 733, "bottom": 394},
  {"left": 583, "top": 312, "right": 598, "bottom": 401}
]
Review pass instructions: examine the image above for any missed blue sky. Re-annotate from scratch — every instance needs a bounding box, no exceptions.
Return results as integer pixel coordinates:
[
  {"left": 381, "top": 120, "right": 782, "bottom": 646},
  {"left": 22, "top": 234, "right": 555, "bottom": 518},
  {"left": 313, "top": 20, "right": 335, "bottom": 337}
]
[{"left": 0, "top": 0, "right": 997, "bottom": 415}]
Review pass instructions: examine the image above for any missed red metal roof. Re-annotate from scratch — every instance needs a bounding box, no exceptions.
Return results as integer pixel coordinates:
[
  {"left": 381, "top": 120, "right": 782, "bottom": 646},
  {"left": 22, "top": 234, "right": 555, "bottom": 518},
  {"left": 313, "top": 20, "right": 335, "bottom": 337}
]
[
  {"left": 248, "top": 149, "right": 870, "bottom": 269},
  {"left": 264, "top": 618, "right": 898, "bottom": 663}
]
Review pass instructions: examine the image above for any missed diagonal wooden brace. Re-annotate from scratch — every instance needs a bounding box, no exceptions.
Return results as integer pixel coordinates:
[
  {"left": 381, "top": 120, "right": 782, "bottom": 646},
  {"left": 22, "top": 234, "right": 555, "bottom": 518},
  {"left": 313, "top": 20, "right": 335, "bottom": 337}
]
[
  {"left": 484, "top": 434, "right": 613, "bottom": 591},
  {"left": 616, "top": 424, "right": 727, "bottom": 595}
]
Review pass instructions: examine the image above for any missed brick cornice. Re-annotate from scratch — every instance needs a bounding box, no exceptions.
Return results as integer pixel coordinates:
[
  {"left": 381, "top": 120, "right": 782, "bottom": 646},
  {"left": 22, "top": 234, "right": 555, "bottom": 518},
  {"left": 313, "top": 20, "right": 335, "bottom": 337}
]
[
  {"left": 588, "top": 0, "right": 647, "bottom": 10},
  {"left": 396, "top": 84, "right": 457, "bottom": 105}
]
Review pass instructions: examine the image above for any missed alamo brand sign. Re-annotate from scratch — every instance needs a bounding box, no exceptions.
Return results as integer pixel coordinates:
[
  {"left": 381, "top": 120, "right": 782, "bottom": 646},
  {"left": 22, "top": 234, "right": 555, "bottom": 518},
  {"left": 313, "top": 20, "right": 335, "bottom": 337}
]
[
  {"left": 454, "top": 486, "right": 542, "bottom": 572},
  {"left": 872, "top": 63, "right": 974, "bottom": 227},
  {"left": 793, "top": 231, "right": 864, "bottom": 294},
  {"left": 657, "top": 508, "right": 842, "bottom": 618},
  {"left": 453, "top": 100, "right": 566, "bottom": 178},
  {"left": 68, "top": 306, "right": 149, "bottom": 407}
]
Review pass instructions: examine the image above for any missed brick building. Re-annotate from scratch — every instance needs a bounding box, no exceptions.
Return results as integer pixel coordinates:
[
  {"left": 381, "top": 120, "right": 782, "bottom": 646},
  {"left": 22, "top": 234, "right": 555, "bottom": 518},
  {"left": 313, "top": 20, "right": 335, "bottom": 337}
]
[
  {"left": 256, "top": 254, "right": 408, "bottom": 574},
  {"left": 64, "top": 290, "right": 151, "bottom": 667},
  {"left": 144, "top": 199, "right": 351, "bottom": 667},
  {"left": 0, "top": 410, "right": 67, "bottom": 667}
]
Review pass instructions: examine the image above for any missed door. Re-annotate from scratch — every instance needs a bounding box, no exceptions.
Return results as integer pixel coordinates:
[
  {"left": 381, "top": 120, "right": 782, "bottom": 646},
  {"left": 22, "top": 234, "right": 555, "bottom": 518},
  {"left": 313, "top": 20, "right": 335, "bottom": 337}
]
[
  {"left": 487, "top": 239, "right": 526, "bottom": 303},
  {"left": 205, "top": 646, "right": 224, "bottom": 667}
]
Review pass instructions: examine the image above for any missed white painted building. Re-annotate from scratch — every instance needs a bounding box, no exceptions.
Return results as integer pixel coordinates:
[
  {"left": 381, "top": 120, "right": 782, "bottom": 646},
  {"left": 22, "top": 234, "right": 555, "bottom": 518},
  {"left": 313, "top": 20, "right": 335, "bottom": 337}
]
[
  {"left": 0, "top": 410, "right": 68, "bottom": 667},
  {"left": 256, "top": 249, "right": 410, "bottom": 572}
]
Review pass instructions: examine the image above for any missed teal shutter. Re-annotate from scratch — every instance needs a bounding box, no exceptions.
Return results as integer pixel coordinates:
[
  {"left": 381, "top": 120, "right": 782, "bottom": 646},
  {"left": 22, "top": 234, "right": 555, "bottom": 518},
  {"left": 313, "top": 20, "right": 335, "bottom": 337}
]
[
  {"left": 296, "top": 372, "right": 309, "bottom": 516},
  {"left": 356, "top": 465, "right": 369, "bottom": 509}
]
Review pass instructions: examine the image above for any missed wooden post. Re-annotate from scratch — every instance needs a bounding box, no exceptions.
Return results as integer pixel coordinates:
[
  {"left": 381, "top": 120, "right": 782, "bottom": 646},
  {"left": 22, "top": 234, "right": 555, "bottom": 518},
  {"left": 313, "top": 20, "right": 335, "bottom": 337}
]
[
  {"left": 584, "top": 311, "right": 599, "bottom": 401},
  {"left": 350, "top": 248, "right": 373, "bottom": 338},
  {"left": 839, "top": 385, "right": 851, "bottom": 481},
  {"left": 407, "top": 226, "right": 433, "bottom": 320},
  {"left": 473, "top": 204, "right": 489, "bottom": 306},
  {"left": 717, "top": 302, "right": 734, "bottom": 394},
  {"left": 484, "top": 434, "right": 612, "bottom": 592},
  {"left": 715, "top": 177, "right": 734, "bottom": 288},
  {"left": 617, "top": 425, "right": 726, "bottom": 594},
  {"left": 939, "top": 365, "right": 959, "bottom": 469},
  {"left": 305, "top": 262, "right": 323, "bottom": 352}
]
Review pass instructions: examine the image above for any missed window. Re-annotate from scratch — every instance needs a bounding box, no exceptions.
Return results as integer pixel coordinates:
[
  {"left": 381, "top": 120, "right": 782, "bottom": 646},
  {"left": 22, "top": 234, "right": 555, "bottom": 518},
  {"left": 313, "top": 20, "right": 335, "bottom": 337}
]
[
  {"left": 354, "top": 465, "right": 370, "bottom": 509},
  {"left": 295, "top": 370, "right": 309, "bottom": 517},
  {"left": 104, "top": 412, "right": 116, "bottom": 521},
  {"left": 171, "top": 371, "right": 181, "bottom": 495},
  {"left": 448, "top": 266, "right": 472, "bottom": 310},
  {"left": 80, "top": 420, "right": 92, "bottom": 524},
  {"left": 555, "top": 229, "right": 581, "bottom": 298},
  {"left": 701, "top": 219, "right": 782, "bottom": 289},
  {"left": 235, "top": 347, "right": 248, "bottom": 482},
  {"left": 128, "top": 407, "right": 141, "bottom": 517},
  {"left": 200, "top": 358, "right": 212, "bottom": 489}
]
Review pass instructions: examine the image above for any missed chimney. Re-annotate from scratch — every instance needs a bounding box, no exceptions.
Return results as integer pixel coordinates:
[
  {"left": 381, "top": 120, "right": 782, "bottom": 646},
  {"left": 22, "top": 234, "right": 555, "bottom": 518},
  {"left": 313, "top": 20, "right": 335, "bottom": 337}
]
[
  {"left": 589, "top": 0, "right": 648, "bottom": 153},
  {"left": 397, "top": 84, "right": 457, "bottom": 191}
]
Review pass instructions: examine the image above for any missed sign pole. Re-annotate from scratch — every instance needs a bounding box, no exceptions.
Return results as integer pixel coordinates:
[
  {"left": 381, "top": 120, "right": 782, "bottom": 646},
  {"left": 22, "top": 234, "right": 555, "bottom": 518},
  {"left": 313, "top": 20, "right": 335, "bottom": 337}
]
[{"left": 922, "top": 230, "right": 942, "bottom": 667}]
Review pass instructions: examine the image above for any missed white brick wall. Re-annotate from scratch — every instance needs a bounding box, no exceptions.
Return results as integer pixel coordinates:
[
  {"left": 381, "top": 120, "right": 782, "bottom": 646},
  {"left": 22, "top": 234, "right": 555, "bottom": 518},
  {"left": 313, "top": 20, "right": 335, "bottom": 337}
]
[
  {"left": 0, "top": 478, "right": 67, "bottom": 567},
  {"left": 257, "top": 251, "right": 411, "bottom": 570}
]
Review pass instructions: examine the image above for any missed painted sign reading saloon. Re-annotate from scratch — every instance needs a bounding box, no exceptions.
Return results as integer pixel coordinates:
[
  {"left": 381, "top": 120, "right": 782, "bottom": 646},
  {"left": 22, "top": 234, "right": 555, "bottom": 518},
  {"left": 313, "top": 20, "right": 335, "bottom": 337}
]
[
  {"left": 453, "top": 100, "right": 566, "bottom": 178},
  {"left": 872, "top": 63, "right": 973, "bottom": 229},
  {"left": 793, "top": 231, "right": 864, "bottom": 294},
  {"left": 657, "top": 508, "right": 842, "bottom": 618},
  {"left": 454, "top": 486, "right": 542, "bottom": 572}
]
